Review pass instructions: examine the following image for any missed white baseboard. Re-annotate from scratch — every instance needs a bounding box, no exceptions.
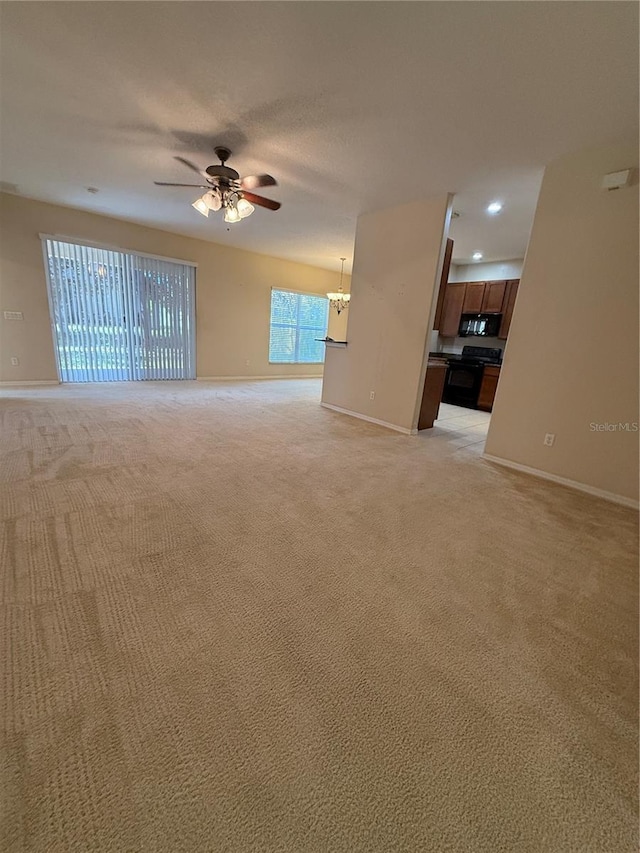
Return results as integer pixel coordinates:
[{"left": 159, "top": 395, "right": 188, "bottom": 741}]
[
  {"left": 0, "top": 376, "right": 322, "bottom": 385},
  {"left": 197, "top": 374, "right": 322, "bottom": 381},
  {"left": 0, "top": 379, "right": 60, "bottom": 387},
  {"left": 321, "top": 402, "right": 417, "bottom": 435},
  {"left": 482, "top": 453, "right": 639, "bottom": 510}
]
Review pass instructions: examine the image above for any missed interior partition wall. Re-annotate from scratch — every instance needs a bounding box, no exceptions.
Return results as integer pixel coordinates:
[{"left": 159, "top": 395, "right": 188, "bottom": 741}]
[{"left": 42, "top": 237, "right": 196, "bottom": 382}]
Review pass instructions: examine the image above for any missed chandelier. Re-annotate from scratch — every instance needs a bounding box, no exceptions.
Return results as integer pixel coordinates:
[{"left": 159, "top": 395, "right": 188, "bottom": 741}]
[
  {"left": 327, "top": 257, "right": 351, "bottom": 314},
  {"left": 192, "top": 188, "right": 254, "bottom": 223}
]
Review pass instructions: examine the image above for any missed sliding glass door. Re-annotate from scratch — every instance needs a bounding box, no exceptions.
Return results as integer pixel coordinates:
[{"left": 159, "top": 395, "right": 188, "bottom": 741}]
[{"left": 43, "top": 238, "right": 196, "bottom": 382}]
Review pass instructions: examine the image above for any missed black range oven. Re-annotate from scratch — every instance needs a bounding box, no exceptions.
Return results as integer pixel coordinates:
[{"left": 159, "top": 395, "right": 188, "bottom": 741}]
[
  {"left": 443, "top": 361, "right": 485, "bottom": 408},
  {"left": 439, "top": 346, "right": 502, "bottom": 409}
]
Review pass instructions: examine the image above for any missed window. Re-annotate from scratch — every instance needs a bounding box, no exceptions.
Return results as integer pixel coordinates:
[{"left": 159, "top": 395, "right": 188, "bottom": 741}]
[
  {"left": 42, "top": 237, "right": 196, "bottom": 382},
  {"left": 269, "top": 288, "right": 329, "bottom": 364}
]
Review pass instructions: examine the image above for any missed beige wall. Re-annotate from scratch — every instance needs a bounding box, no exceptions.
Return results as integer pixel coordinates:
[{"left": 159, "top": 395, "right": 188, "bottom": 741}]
[
  {"left": 449, "top": 259, "right": 523, "bottom": 283},
  {"left": 0, "top": 193, "right": 349, "bottom": 382},
  {"left": 485, "top": 141, "right": 639, "bottom": 503},
  {"left": 321, "top": 195, "right": 452, "bottom": 432}
]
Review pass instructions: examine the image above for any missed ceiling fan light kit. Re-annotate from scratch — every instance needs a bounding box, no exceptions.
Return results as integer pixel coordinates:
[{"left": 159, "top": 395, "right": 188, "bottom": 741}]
[
  {"left": 224, "top": 203, "right": 241, "bottom": 224},
  {"left": 191, "top": 197, "right": 210, "bottom": 217},
  {"left": 236, "top": 197, "right": 254, "bottom": 218},
  {"left": 203, "top": 188, "right": 222, "bottom": 211},
  {"left": 156, "top": 145, "right": 280, "bottom": 224}
]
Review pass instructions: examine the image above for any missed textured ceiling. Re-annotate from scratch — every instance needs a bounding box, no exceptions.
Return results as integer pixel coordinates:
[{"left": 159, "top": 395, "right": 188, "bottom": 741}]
[{"left": 1, "top": 2, "right": 637, "bottom": 273}]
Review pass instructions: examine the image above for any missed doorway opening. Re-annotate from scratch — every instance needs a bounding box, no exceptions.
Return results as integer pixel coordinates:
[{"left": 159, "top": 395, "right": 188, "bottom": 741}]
[{"left": 428, "top": 237, "right": 523, "bottom": 448}]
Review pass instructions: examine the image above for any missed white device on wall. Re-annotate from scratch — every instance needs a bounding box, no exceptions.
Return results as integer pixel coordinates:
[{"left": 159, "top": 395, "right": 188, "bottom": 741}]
[{"left": 601, "top": 169, "right": 632, "bottom": 191}]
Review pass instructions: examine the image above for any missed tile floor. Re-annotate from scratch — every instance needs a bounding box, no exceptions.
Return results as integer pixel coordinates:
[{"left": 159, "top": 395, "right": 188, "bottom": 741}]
[{"left": 429, "top": 403, "right": 491, "bottom": 455}]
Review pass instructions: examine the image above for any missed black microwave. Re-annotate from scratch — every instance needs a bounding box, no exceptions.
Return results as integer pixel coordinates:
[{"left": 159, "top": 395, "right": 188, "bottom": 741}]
[{"left": 458, "top": 313, "right": 502, "bottom": 337}]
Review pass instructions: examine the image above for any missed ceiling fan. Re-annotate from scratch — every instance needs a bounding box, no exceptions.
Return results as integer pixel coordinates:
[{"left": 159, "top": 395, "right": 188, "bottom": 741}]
[{"left": 154, "top": 146, "right": 280, "bottom": 223}]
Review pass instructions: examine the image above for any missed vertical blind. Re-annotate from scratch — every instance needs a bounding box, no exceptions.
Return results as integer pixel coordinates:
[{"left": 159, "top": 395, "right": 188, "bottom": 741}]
[
  {"left": 43, "top": 238, "right": 196, "bottom": 382},
  {"left": 269, "top": 288, "right": 329, "bottom": 364}
]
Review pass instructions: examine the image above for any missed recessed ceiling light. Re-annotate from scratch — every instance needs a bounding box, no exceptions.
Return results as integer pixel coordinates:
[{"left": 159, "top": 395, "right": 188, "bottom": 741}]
[
  {"left": 486, "top": 201, "right": 503, "bottom": 214},
  {"left": 472, "top": 252, "right": 483, "bottom": 261}
]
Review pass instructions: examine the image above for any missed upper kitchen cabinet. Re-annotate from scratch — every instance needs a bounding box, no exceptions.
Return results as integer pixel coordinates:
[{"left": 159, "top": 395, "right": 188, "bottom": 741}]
[
  {"left": 462, "top": 283, "right": 485, "bottom": 313},
  {"left": 432, "top": 238, "right": 454, "bottom": 332},
  {"left": 462, "top": 280, "right": 506, "bottom": 313},
  {"left": 437, "top": 277, "right": 520, "bottom": 339},
  {"left": 481, "top": 281, "right": 507, "bottom": 313},
  {"left": 498, "top": 279, "right": 520, "bottom": 339},
  {"left": 439, "top": 283, "right": 466, "bottom": 337}
]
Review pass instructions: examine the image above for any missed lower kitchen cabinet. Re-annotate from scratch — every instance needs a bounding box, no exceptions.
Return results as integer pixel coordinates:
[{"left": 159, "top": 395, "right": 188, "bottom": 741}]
[
  {"left": 418, "top": 359, "right": 448, "bottom": 429},
  {"left": 477, "top": 365, "right": 501, "bottom": 411}
]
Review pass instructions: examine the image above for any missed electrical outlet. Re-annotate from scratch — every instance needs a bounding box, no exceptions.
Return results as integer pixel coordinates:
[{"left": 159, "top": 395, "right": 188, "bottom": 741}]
[
  {"left": 543, "top": 433, "right": 555, "bottom": 447},
  {"left": 10, "top": 357, "right": 19, "bottom": 366},
  {"left": 245, "top": 359, "right": 250, "bottom": 367},
  {"left": 369, "top": 391, "right": 375, "bottom": 400}
]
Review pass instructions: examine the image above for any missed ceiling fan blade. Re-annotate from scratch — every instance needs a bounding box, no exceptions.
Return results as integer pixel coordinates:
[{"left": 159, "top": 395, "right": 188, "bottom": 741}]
[
  {"left": 154, "top": 182, "right": 210, "bottom": 188},
  {"left": 174, "top": 156, "right": 208, "bottom": 178},
  {"left": 242, "top": 190, "right": 281, "bottom": 211},
  {"left": 241, "top": 174, "right": 277, "bottom": 190}
]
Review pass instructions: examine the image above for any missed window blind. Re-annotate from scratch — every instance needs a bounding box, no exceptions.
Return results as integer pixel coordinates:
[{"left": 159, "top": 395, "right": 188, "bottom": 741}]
[
  {"left": 43, "top": 238, "right": 196, "bottom": 382},
  {"left": 269, "top": 289, "right": 329, "bottom": 364}
]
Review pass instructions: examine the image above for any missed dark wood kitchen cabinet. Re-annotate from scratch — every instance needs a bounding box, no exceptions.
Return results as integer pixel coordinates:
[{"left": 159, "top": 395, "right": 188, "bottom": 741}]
[
  {"left": 432, "top": 238, "right": 454, "bottom": 332},
  {"left": 478, "top": 365, "right": 501, "bottom": 411},
  {"left": 462, "top": 282, "right": 485, "bottom": 313},
  {"left": 437, "top": 277, "right": 519, "bottom": 340},
  {"left": 498, "top": 279, "right": 520, "bottom": 339},
  {"left": 459, "top": 280, "right": 506, "bottom": 314},
  {"left": 418, "top": 359, "right": 448, "bottom": 429},
  {"left": 439, "top": 283, "right": 466, "bottom": 337},
  {"left": 481, "top": 280, "right": 507, "bottom": 313}
]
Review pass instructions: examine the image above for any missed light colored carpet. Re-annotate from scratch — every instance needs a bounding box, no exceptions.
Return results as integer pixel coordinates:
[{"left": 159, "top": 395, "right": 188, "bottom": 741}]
[{"left": 1, "top": 379, "right": 637, "bottom": 852}]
